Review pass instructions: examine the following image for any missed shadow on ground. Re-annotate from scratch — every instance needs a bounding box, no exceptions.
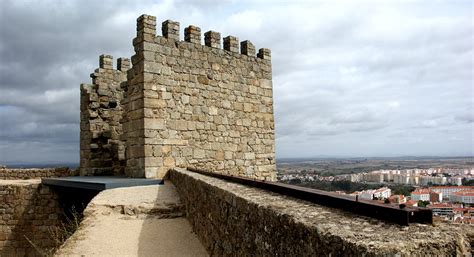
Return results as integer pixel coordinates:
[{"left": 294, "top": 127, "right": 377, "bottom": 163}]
[{"left": 137, "top": 181, "right": 208, "bottom": 256}]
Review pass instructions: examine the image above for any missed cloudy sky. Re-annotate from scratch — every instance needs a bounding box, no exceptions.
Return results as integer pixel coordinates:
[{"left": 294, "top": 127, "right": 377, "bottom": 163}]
[{"left": 0, "top": 0, "right": 472, "bottom": 164}]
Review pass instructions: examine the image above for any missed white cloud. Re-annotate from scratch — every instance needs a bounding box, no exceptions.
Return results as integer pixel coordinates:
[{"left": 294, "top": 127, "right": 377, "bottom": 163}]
[{"left": 0, "top": 0, "right": 472, "bottom": 164}]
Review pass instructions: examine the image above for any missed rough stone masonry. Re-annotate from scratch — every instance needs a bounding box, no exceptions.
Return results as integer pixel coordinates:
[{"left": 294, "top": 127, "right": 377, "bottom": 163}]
[
  {"left": 80, "top": 14, "right": 276, "bottom": 180},
  {"left": 80, "top": 55, "right": 129, "bottom": 176}
]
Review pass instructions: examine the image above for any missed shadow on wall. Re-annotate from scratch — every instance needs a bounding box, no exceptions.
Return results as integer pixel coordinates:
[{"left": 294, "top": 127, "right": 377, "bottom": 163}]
[
  {"left": 136, "top": 181, "right": 208, "bottom": 256},
  {"left": 54, "top": 187, "right": 99, "bottom": 223},
  {"left": 0, "top": 184, "right": 99, "bottom": 257},
  {"left": 0, "top": 184, "right": 63, "bottom": 257}
]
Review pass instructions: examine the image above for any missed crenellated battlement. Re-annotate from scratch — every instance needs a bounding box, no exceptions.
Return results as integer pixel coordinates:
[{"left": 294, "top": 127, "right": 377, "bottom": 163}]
[
  {"left": 223, "top": 35, "right": 239, "bottom": 53},
  {"left": 96, "top": 54, "right": 130, "bottom": 72},
  {"left": 134, "top": 14, "right": 270, "bottom": 60},
  {"left": 184, "top": 25, "right": 201, "bottom": 44},
  {"left": 117, "top": 57, "right": 131, "bottom": 71},
  {"left": 80, "top": 14, "right": 275, "bottom": 180},
  {"left": 204, "top": 30, "right": 221, "bottom": 48},
  {"left": 162, "top": 19, "right": 180, "bottom": 41},
  {"left": 122, "top": 14, "right": 275, "bottom": 179}
]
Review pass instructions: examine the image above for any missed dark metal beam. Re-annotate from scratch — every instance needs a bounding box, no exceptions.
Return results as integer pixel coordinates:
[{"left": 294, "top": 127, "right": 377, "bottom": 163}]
[
  {"left": 187, "top": 168, "right": 433, "bottom": 226},
  {"left": 42, "top": 176, "right": 163, "bottom": 191}
]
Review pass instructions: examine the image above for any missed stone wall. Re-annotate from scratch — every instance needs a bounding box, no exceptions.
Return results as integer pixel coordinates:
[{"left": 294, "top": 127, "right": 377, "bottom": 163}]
[
  {"left": 124, "top": 15, "right": 275, "bottom": 180},
  {"left": 0, "top": 180, "right": 63, "bottom": 256},
  {"left": 80, "top": 55, "right": 130, "bottom": 176},
  {"left": 0, "top": 167, "right": 71, "bottom": 180},
  {"left": 170, "top": 168, "right": 473, "bottom": 256}
]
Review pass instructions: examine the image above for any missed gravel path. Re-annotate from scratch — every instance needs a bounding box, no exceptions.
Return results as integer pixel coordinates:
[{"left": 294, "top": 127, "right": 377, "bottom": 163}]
[{"left": 56, "top": 182, "right": 208, "bottom": 256}]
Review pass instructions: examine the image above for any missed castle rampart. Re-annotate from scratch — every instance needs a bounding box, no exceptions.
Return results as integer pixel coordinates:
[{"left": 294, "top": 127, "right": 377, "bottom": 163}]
[
  {"left": 0, "top": 167, "right": 71, "bottom": 180},
  {"left": 170, "top": 168, "right": 473, "bottom": 256}
]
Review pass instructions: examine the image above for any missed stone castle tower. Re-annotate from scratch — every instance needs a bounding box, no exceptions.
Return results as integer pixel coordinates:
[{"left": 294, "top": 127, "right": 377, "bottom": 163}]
[{"left": 80, "top": 14, "right": 275, "bottom": 180}]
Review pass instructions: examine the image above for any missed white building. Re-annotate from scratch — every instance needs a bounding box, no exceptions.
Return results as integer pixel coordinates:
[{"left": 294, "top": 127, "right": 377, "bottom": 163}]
[
  {"left": 349, "top": 174, "right": 361, "bottom": 182},
  {"left": 449, "top": 190, "right": 474, "bottom": 204},
  {"left": 359, "top": 191, "right": 374, "bottom": 200},
  {"left": 409, "top": 176, "right": 419, "bottom": 185},
  {"left": 430, "top": 186, "right": 473, "bottom": 200},
  {"left": 420, "top": 176, "right": 447, "bottom": 186},
  {"left": 393, "top": 174, "right": 411, "bottom": 184},
  {"left": 447, "top": 177, "right": 462, "bottom": 186},
  {"left": 382, "top": 173, "right": 392, "bottom": 182},
  {"left": 373, "top": 187, "right": 391, "bottom": 199},
  {"left": 359, "top": 187, "right": 391, "bottom": 200},
  {"left": 362, "top": 173, "right": 384, "bottom": 183},
  {"left": 411, "top": 189, "right": 431, "bottom": 202},
  {"left": 427, "top": 203, "right": 459, "bottom": 216}
]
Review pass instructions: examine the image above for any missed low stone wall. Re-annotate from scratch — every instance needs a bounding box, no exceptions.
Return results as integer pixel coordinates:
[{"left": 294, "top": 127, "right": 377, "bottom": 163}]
[
  {"left": 0, "top": 167, "right": 71, "bottom": 180},
  {"left": 170, "top": 168, "right": 473, "bottom": 256},
  {"left": 0, "top": 180, "right": 63, "bottom": 256}
]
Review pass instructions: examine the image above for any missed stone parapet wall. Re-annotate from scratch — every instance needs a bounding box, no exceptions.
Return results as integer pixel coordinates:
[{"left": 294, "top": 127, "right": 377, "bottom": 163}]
[
  {"left": 0, "top": 167, "right": 71, "bottom": 180},
  {"left": 170, "top": 168, "right": 473, "bottom": 256},
  {"left": 80, "top": 55, "right": 130, "bottom": 176},
  {"left": 124, "top": 15, "right": 275, "bottom": 179},
  {"left": 0, "top": 180, "right": 62, "bottom": 256}
]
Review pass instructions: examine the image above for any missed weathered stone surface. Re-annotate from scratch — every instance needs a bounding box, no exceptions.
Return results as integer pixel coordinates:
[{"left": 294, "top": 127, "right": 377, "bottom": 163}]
[
  {"left": 0, "top": 167, "right": 71, "bottom": 180},
  {"left": 223, "top": 35, "right": 239, "bottom": 53},
  {"left": 79, "top": 14, "right": 276, "bottom": 179},
  {"left": 184, "top": 25, "right": 201, "bottom": 44},
  {"left": 257, "top": 48, "right": 271, "bottom": 60},
  {"left": 204, "top": 31, "right": 221, "bottom": 48},
  {"left": 80, "top": 55, "right": 129, "bottom": 176},
  {"left": 121, "top": 15, "right": 275, "bottom": 179},
  {"left": 0, "top": 180, "right": 62, "bottom": 256},
  {"left": 170, "top": 168, "right": 474, "bottom": 256},
  {"left": 240, "top": 40, "right": 255, "bottom": 56},
  {"left": 162, "top": 20, "right": 180, "bottom": 41}
]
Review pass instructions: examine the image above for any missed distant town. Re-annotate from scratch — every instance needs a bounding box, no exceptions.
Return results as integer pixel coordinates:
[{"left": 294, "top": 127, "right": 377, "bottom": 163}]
[{"left": 278, "top": 157, "right": 474, "bottom": 225}]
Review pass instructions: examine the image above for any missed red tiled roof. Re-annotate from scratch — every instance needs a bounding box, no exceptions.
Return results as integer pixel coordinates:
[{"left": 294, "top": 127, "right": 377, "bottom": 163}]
[
  {"left": 427, "top": 203, "right": 459, "bottom": 208},
  {"left": 430, "top": 186, "right": 474, "bottom": 189},
  {"left": 452, "top": 190, "right": 474, "bottom": 196},
  {"left": 452, "top": 208, "right": 474, "bottom": 212},
  {"left": 411, "top": 189, "right": 431, "bottom": 195}
]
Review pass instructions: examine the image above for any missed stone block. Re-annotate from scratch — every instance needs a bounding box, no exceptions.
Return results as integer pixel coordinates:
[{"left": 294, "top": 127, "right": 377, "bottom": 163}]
[
  {"left": 223, "top": 36, "right": 239, "bottom": 53},
  {"left": 194, "top": 149, "right": 205, "bottom": 159},
  {"left": 156, "top": 167, "right": 169, "bottom": 179},
  {"left": 117, "top": 58, "right": 131, "bottom": 71},
  {"left": 144, "top": 118, "right": 165, "bottom": 130},
  {"left": 240, "top": 40, "right": 256, "bottom": 56},
  {"left": 99, "top": 54, "right": 113, "bottom": 69},
  {"left": 162, "top": 20, "right": 180, "bottom": 41},
  {"left": 181, "top": 95, "right": 190, "bottom": 104},
  {"left": 204, "top": 31, "right": 221, "bottom": 48},
  {"left": 164, "top": 156, "right": 175, "bottom": 166},
  {"left": 184, "top": 25, "right": 201, "bottom": 44},
  {"left": 144, "top": 157, "right": 163, "bottom": 167},
  {"left": 144, "top": 167, "right": 157, "bottom": 178},
  {"left": 209, "top": 106, "right": 218, "bottom": 115},
  {"left": 257, "top": 48, "right": 271, "bottom": 60},
  {"left": 244, "top": 152, "right": 255, "bottom": 160},
  {"left": 174, "top": 120, "right": 187, "bottom": 130}
]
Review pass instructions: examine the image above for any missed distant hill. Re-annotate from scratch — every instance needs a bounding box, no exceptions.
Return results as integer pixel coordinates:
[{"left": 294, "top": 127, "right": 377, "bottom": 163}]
[
  {"left": 276, "top": 156, "right": 473, "bottom": 164},
  {"left": 1, "top": 162, "right": 79, "bottom": 169}
]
